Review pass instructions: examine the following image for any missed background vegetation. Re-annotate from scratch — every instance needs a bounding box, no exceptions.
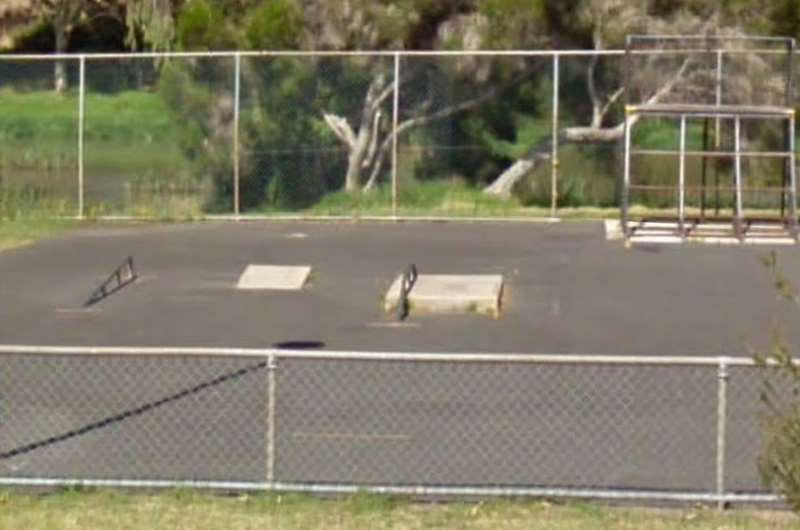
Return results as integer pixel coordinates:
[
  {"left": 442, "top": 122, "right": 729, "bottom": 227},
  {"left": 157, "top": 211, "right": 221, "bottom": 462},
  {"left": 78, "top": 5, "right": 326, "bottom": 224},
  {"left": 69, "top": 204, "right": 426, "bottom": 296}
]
[{"left": 1, "top": 1, "right": 799, "bottom": 219}]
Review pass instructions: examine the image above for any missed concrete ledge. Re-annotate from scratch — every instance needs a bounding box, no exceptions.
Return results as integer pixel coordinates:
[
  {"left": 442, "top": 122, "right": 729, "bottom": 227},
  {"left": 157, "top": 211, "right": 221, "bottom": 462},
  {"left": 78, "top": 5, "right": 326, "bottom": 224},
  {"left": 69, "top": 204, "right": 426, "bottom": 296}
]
[
  {"left": 384, "top": 274, "right": 504, "bottom": 317},
  {"left": 605, "top": 219, "right": 797, "bottom": 246},
  {"left": 236, "top": 265, "right": 312, "bottom": 290}
]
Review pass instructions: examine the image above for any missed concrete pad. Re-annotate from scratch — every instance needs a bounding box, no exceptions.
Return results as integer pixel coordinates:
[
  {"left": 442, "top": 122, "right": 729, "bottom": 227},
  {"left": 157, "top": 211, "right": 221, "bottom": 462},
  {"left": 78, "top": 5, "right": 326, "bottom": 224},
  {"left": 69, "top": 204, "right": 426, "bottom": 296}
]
[
  {"left": 236, "top": 265, "right": 311, "bottom": 290},
  {"left": 604, "top": 219, "right": 623, "bottom": 241},
  {"left": 606, "top": 219, "right": 797, "bottom": 246},
  {"left": 384, "top": 274, "right": 503, "bottom": 317}
]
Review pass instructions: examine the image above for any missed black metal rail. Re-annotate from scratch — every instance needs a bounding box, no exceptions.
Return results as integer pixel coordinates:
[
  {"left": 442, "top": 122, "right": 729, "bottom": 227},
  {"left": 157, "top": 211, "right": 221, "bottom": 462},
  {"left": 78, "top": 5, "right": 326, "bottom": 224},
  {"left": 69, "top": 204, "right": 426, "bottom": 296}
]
[
  {"left": 84, "top": 256, "right": 137, "bottom": 307},
  {"left": 397, "top": 264, "right": 418, "bottom": 321}
]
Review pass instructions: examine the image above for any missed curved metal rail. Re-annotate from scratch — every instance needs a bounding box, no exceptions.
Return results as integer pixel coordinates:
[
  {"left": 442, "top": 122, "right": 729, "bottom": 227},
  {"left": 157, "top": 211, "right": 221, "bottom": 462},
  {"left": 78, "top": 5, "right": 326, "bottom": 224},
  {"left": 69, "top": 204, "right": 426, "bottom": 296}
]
[{"left": 397, "top": 264, "right": 418, "bottom": 321}]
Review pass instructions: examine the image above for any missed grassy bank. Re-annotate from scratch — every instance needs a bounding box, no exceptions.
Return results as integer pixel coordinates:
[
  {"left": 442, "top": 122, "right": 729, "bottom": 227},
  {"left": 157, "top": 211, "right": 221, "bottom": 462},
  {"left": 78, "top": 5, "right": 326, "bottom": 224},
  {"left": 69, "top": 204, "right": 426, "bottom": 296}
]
[
  {"left": 0, "top": 217, "right": 74, "bottom": 251},
  {"left": 0, "top": 489, "right": 794, "bottom": 530},
  {"left": 0, "top": 89, "right": 184, "bottom": 161},
  {"left": 0, "top": 88, "right": 193, "bottom": 217}
]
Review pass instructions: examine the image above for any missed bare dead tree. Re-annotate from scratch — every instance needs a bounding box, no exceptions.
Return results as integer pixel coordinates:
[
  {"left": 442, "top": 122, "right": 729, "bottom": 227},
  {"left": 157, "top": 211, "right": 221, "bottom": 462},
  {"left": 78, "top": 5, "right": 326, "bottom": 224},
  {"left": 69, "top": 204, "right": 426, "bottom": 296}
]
[
  {"left": 324, "top": 63, "right": 533, "bottom": 193},
  {"left": 483, "top": 7, "right": 717, "bottom": 198}
]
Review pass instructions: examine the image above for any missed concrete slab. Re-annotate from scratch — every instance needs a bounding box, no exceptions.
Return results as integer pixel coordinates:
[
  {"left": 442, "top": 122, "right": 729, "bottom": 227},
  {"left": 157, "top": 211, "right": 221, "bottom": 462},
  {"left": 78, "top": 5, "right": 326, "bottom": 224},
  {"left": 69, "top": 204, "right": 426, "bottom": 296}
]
[
  {"left": 605, "top": 219, "right": 623, "bottom": 241},
  {"left": 236, "top": 265, "right": 311, "bottom": 290},
  {"left": 605, "top": 219, "right": 797, "bottom": 246},
  {"left": 384, "top": 274, "right": 503, "bottom": 317}
]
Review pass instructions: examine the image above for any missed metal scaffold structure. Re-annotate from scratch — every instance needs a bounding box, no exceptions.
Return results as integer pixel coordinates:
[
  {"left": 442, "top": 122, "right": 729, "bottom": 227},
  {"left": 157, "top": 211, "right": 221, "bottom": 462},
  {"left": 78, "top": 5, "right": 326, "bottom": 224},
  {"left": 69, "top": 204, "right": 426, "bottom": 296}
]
[{"left": 621, "top": 35, "right": 798, "bottom": 244}]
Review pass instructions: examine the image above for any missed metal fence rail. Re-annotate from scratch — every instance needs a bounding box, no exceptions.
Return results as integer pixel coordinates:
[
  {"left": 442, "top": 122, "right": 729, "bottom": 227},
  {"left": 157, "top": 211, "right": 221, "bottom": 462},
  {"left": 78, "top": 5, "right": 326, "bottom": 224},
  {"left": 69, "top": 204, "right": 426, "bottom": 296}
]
[
  {"left": 0, "top": 48, "right": 791, "bottom": 221},
  {"left": 0, "top": 345, "right": 785, "bottom": 507}
]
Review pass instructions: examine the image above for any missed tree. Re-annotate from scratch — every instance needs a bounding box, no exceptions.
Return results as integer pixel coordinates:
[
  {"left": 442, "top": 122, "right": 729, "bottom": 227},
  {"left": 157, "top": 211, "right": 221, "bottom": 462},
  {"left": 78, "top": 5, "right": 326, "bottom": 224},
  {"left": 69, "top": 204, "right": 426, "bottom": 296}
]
[
  {"left": 33, "top": 0, "right": 127, "bottom": 92},
  {"left": 0, "top": 1, "right": 39, "bottom": 51},
  {"left": 319, "top": 0, "right": 548, "bottom": 193},
  {"left": 33, "top": 0, "right": 179, "bottom": 91},
  {"left": 125, "top": 0, "right": 177, "bottom": 53},
  {"left": 158, "top": 0, "right": 794, "bottom": 208},
  {"left": 483, "top": 3, "right": 715, "bottom": 198}
]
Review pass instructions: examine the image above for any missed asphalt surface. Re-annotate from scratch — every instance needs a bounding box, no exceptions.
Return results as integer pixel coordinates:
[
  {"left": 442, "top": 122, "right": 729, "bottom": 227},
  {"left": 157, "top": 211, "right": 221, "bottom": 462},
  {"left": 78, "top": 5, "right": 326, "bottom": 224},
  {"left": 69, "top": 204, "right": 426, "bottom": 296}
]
[
  {"left": 0, "top": 220, "right": 798, "bottom": 354},
  {"left": 0, "top": 220, "right": 797, "bottom": 494}
]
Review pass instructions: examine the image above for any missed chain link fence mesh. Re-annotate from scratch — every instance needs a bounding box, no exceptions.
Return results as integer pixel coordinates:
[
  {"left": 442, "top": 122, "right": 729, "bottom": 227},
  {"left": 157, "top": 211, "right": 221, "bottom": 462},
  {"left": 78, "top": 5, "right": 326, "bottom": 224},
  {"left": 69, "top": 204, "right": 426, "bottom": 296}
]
[
  {"left": 238, "top": 55, "right": 394, "bottom": 215},
  {"left": 558, "top": 55, "right": 625, "bottom": 209},
  {"left": 0, "top": 350, "right": 783, "bottom": 501},
  {"left": 275, "top": 359, "right": 718, "bottom": 491},
  {"left": 0, "top": 49, "right": 797, "bottom": 220},
  {"left": 1, "top": 353, "right": 268, "bottom": 482},
  {"left": 0, "top": 59, "right": 80, "bottom": 218},
  {"left": 83, "top": 56, "right": 233, "bottom": 218},
  {"left": 395, "top": 55, "right": 554, "bottom": 216}
]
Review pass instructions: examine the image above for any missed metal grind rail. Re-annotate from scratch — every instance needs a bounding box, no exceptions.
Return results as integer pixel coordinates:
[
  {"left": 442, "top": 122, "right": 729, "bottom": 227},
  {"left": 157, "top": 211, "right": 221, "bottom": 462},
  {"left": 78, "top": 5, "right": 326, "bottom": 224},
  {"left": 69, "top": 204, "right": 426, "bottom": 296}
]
[
  {"left": 84, "top": 257, "right": 137, "bottom": 307},
  {"left": 397, "top": 264, "right": 418, "bottom": 321}
]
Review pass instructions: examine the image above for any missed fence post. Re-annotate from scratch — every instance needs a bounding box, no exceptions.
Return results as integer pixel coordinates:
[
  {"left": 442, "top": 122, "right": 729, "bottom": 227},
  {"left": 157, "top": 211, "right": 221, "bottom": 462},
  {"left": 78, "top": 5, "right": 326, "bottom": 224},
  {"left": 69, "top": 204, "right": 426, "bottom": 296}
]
[
  {"left": 716, "top": 358, "right": 729, "bottom": 510},
  {"left": 715, "top": 49, "right": 722, "bottom": 144},
  {"left": 233, "top": 52, "right": 241, "bottom": 220},
  {"left": 551, "top": 53, "right": 559, "bottom": 219},
  {"left": 78, "top": 55, "right": 86, "bottom": 219},
  {"left": 266, "top": 353, "right": 277, "bottom": 484},
  {"left": 392, "top": 52, "right": 400, "bottom": 219}
]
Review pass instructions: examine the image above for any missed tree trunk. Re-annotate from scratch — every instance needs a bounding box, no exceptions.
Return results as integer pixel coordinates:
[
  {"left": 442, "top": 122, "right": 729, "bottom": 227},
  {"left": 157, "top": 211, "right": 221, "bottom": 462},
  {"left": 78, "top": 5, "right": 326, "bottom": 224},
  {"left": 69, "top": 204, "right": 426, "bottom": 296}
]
[
  {"left": 483, "top": 155, "right": 548, "bottom": 198},
  {"left": 344, "top": 133, "right": 368, "bottom": 192},
  {"left": 326, "top": 68, "right": 530, "bottom": 194},
  {"left": 484, "top": 56, "right": 694, "bottom": 198},
  {"left": 323, "top": 74, "right": 391, "bottom": 192},
  {"left": 53, "top": 19, "right": 68, "bottom": 93},
  {"left": 586, "top": 53, "right": 604, "bottom": 129}
]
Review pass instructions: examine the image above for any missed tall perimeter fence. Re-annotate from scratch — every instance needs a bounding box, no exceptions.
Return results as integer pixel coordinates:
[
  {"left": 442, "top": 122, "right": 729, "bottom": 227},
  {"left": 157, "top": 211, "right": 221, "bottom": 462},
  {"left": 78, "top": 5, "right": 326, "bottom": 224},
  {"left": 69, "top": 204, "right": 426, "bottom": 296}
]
[
  {"left": 0, "top": 345, "right": 789, "bottom": 507},
  {"left": 0, "top": 48, "right": 794, "bottom": 220}
]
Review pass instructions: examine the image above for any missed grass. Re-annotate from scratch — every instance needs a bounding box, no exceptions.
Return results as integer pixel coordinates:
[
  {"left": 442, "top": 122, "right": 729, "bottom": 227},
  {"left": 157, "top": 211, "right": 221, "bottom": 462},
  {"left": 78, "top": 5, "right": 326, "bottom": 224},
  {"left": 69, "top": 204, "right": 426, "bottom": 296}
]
[
  {"left": 0, "top": 217, "right": 75, "bottom": 251},
  {"left": 307, "top": 180, "right": 563, "bottom": 218},
  {"left": 0, "top": 88, "right": 199, "bottom": 219},
  {"left": 275, "top": 180, "right": 737, "bottom": 221},
  {"left": 0, "top": 489, "right": 795, "bottom": 529},
  {"left": 0, "top": 88, "right": 187, "bottom": 175},
  {"left": 0, "top": 89, "right": 181, "bottom": 148}
]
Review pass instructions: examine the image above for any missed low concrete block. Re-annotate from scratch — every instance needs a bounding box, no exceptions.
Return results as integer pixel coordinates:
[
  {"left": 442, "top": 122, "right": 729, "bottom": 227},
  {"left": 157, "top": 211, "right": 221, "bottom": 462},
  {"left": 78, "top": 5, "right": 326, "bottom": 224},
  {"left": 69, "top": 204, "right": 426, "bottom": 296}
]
[
  {"left": 604, "top": 219, "right": 623, "bottom": 241},
  {"left": 384, "top": 274, "right": 503, "bottom": 317},
  {"left": 606, "top": 219, "right": 796, "bottom": 246},
  {"left": 236, "top": 265, "right": 311, "bottom": 290}
]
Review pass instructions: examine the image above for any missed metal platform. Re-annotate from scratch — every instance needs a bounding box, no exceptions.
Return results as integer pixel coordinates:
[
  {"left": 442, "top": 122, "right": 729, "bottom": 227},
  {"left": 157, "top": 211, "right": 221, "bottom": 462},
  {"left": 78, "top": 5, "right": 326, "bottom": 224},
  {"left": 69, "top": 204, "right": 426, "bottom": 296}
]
[{"left": 627, "top": 103, "right": 794, "bottom": 118}]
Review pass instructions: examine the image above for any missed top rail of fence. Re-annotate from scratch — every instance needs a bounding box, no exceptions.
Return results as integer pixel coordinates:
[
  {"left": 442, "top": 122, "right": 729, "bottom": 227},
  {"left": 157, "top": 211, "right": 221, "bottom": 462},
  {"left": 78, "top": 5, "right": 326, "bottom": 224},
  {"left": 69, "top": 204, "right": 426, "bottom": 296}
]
[
  {"left": 0, "top": 49, "right": 627, "bottom": 61},
  {"left": 0, "top": 47, "right": 792, "bottom": 62},
  {"left": 0, "top": 344, "right": 772, "bottom": 366},
  {"left": 628, "top": 34, "right": 795, "bottom": 44}
]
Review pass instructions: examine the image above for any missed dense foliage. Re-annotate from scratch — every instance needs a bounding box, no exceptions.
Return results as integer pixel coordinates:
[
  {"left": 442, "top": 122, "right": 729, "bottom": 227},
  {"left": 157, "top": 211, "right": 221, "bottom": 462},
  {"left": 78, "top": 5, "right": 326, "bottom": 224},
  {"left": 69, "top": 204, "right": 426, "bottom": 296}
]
[{"left": 3, "top": 0, "right": 800, "bottom": 212}]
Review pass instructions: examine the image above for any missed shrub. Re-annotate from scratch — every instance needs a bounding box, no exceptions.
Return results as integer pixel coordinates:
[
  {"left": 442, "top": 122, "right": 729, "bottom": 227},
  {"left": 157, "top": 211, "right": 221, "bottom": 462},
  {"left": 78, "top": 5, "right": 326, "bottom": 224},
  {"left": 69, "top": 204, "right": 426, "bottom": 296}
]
[{"left": 755, "top": 250, "right": 800, "bottom": 510}]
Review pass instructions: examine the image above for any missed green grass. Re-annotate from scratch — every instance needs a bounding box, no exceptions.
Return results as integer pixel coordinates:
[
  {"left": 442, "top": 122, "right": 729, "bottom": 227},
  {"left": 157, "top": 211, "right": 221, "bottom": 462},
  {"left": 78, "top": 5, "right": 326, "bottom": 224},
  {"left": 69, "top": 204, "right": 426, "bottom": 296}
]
[
  {"left": 0, "top": 88, "right": 198, "bottom": 219},
  {"left": 0, "top": 489, "right": 795, "bottom": 530},
  {"left": 297, "top": 181, "right": 713, "bottom": 220},
  {"left": 308, "top": 180, "right": 557, "bottom": 217},
  {"left": 0, "top": 88, "right": 181, "bottom": 147},
  {"left": 0, "top": 217, "right": 75, "bottom": 251},
  {"left": 0, "top": 88, "right": 187, "bottom": 171}
]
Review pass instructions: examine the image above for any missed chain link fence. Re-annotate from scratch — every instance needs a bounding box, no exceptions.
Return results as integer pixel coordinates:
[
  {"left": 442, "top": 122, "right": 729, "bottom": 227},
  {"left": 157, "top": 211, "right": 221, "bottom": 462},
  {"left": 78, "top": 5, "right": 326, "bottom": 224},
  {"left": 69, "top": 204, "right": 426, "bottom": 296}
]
[
  {"left": 0, "top": 58, "right": 79, "bottom": 218},
  {"left": 4, "top": 48, "right": 794, "bottom": 220},
  {"left": 0, "top": 346, "right": 785, "bottom": 505}
]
